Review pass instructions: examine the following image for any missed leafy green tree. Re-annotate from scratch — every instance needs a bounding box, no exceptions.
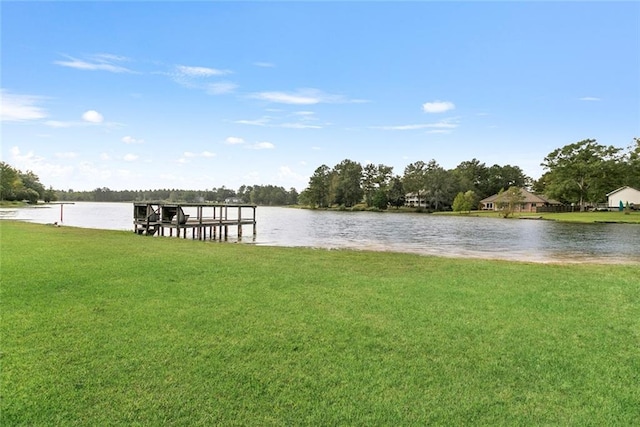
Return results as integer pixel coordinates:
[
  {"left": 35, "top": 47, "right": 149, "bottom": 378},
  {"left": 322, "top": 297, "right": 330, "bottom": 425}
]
[
  {"left": 371, "top": 188, "right": 389, "bottom": 210},
  {"left": 452, "top": 190, "right": 477, "bottom": 213},
  {"left": 387, "top": 176, "right": 406, "bottom": 209},
  {"left": 541, "top": 139, "right": 623, "bottom": 210},
  {"left": 20, "top": 170, "right": 45, "bottom": 199},
  {"left": 287, "top": 187, "right": 299, "bottom": 205},
  {"left": 495, "top": 186, "right": 526, "bottom": 218},
  {"left": 423, "top": 160, "right": 457, "bottom": 211},
  {"left": 623, "top": 138, "right": 640, "bottom": 189},
  {"left": 485, "top": 164, "right": 529, "bottom": 197},
  {"left": 44, "top": 186, "right": 57, "bottom": 203},
  {"left": 16, "top": 187, "right": 40, "bottom": 204},
  {"left": 403, "top": 161, "right": 427, "bottom": 206},
  {"left": 305, "top": 165, "right": 331, "bottom": 208},
  {"left": 331, "top": 159, "right": 363, "bottom": 207},
  {"left": 362, "top": 163, "right": 393, "bottom": 207},
  {"left": 453, "top": 159, "right": 489, "bottom": 198},
  {"left": 0, "top": 162, "right": 21, "bottom": 201}
]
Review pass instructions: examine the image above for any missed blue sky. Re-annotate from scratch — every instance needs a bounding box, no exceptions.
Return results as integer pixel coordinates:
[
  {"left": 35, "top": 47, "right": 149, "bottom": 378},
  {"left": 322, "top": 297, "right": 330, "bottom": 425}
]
[{"left": 2, "top": 1, "right": 639, "bottom": 192}]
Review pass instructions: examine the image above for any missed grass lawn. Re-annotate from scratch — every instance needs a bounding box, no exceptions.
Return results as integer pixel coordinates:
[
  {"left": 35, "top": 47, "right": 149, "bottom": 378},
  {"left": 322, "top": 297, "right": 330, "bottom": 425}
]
[
  {"left": 438, "top": 210, "right": 640, "bottom": 224},
  {"left": 2, "top": 221, "right": 639, "bottom": 425}
]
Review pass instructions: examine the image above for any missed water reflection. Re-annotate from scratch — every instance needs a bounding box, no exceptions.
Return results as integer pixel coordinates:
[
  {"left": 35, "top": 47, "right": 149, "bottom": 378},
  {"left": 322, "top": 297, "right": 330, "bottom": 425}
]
[{"left": 1, "top": 203, "right": 639, "bottom": 264}]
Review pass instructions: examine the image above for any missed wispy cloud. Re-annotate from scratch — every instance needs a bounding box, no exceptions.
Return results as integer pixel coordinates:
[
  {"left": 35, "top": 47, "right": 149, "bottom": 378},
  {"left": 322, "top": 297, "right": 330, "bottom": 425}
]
[
  {"left": 254, "top": 62, "right": 275, "bottom": 68},
  {"left": 170, "top": 64, "right": 236, "bottom": 95},
  {"left": 122, "top": 136, "right": 144, "bottom": 144},
  {"left": 579, "top": 96, "right": 601, "bottom": 101},
  {"left": 373, "top": 121, "right": 459, "bottom": 131},
  {"left": 225, "top": 136, "right": 245, "bottom": 145},
  {"left": 249, "top": 142, "right": 275, "bottom": 150},
  {"left": 277, "top": 166, "right": 306, "bottom": 185},
  {"left": 1, "top": 90, "right": 48, "bottom": 122},
  {"left": 250, "top": 88, "right": 367, "bottom": 105},
  {"left": 176, "top": 65, "right": 231, "bottom": 77},
  {"left": 422, "top": 100, "right": 455, "bottom": 113},
  {"left": 123, "top": 154, "right": 139, "bottom": 162},
  {"left": 177, "top": 150, "right": 217, "bottom": 164},
  {"left": 44, "top": 120, "right": 74, "bottom": 128},
  {"left": 280, "top": 123, "right": 322, "bottom": 129},
  {"left": 10, "top": 146, "right": 73, "bottom": 178},
  {"left": 233, "top": 117, "right": 272, "bottom": 126},
  {"left": 206, "top": 82, "right": 238, "bottom": 95},
  {"left": 54, "top": 53, "right": 133, "bottom": 73},
  {"left": 55, "top": 151, "right": 78, "bottom": 159},
  {"left": 234, "top": 111, "right": 325, "bottom": 130}
]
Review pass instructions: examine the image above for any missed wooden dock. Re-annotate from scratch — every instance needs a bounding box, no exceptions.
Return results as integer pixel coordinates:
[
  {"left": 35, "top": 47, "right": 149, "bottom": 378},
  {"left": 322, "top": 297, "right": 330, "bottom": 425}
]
[{"left": 133, "top": 202, "right": 256, "bottom": 241}]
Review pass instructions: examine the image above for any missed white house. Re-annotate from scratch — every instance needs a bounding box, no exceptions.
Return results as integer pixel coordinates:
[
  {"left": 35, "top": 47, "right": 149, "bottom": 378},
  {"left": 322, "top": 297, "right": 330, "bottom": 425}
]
[{"left": 607, "top": 186, "right": 640, "bottom": 208}]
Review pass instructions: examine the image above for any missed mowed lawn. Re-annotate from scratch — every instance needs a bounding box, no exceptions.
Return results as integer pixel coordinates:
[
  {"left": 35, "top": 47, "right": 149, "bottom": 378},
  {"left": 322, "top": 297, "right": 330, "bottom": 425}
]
[{"left": 1, "top": 221, "right": 639, "bottom": 425}]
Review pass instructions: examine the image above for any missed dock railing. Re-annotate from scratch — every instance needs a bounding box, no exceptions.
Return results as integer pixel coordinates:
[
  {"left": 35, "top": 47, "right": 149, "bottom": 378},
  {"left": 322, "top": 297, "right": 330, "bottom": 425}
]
[{"left": 134, "top": 202, "right": 256, "bottom": 240}]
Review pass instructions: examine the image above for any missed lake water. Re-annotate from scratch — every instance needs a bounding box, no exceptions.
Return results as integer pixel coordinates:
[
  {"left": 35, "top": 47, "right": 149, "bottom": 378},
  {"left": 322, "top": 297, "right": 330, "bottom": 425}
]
[{"left": 2, "top": 202, "right": 639, "bottom": 264}]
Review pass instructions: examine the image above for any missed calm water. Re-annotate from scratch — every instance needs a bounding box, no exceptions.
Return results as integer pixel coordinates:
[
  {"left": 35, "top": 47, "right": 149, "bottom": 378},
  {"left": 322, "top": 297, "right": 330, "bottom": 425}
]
[{"left": 2, "top": 202, "right": 639, "bottom": 263}]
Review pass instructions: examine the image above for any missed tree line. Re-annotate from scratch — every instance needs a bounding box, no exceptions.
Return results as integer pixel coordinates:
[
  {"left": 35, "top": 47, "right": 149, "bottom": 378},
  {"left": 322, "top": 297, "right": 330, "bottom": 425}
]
[
  {"left": 299, "top": 138, "right": 639, "bottom": 211},
  {"left": 56, "top": 185, "right": 299, "bottom": 205},
  {"left": 0, "top": 162, "right": 55, "bottom": 203},
  {"left": 2, "top": 138, "right": 637, "bottom": 210}
]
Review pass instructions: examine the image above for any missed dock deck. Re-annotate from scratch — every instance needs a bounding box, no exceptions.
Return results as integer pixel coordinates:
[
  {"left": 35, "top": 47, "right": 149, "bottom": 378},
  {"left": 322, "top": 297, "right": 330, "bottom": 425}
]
[{"left": 133, "top": 202, "right": 256, "bottom": 240}]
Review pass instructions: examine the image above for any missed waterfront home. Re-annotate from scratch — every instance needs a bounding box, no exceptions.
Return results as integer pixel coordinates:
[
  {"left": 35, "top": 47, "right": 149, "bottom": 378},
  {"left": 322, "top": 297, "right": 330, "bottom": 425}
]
[
  {"left": 480, "top": 188, "right": 561, "bottom": 213},
  {"left": 607, "top": 186, "right": 640, "bottom": 209}
]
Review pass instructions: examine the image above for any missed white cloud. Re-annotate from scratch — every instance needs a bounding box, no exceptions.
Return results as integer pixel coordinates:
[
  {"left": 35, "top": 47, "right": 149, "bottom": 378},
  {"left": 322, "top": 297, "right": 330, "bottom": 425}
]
[
  {"left": 280, "top": 123, "right": 322, "bottom": 129},
  {"left": 122, "top": 135, "right": 144, "bottom": 144},
  {"left": 82, "top": 110, "right": 104, "bottom": 123},
  {"left": 579, "top": 97, "right": 601, "bottom": 101},
  {"left": 1, "top": 90, "right": 48, "bottom": 122},
  {"left": 254, "top": 62, "right": 275, "bottom": 68},
  {"left": 250, "top": 88, "right": 365, "bottom": 105},
  {"left": 252, "top": 91, "right": 320, "bottom": 105},
  {"left": 54, "top": 54, "right": 132, "bottom": 73},
  {"left": 100, "top": 153, "right": 111, "bottom": 160},
  {"left": 206, "top": 82, "right": 238, "bottom": 95},
  {"left": 44, "top": 120, "right": 73, "bottom": 128},
  {"left": 178, "top": 151, "right": 217, "bottom": 163},
  {"left": 170, "top": 65, "right": 236, "bottom": 95},
  {"left": 225, "top": 136, "right": 245, "bottom": 144},
  {"left": 55, "top": 152, "right": 78, "bottom": 159},
  {"left": 294, "top": 111, "right": 315, "bottom": 116},
  {"left": 250, "top": 142, "right": 275, "bottom": 150},
  {"left": 10, "top": 146, "right": 73, "bottom": 179},
  {"left": 233, "top": 117, "right": 271, "bottom": 126},
  {"left": 422, "top": 101, "right": 455, "bottom": 113},
  {"left": 373, "top": 121, "right": 459, "bottom": 131},
  {"left": 277, "top": 166, "right": 306, "bottom": 185},
  {"left": 123, "top": 153, "right": 139, "bottom": 162},
  {"left": 176, "top": 65, "right": 231, "bottom": 77}
]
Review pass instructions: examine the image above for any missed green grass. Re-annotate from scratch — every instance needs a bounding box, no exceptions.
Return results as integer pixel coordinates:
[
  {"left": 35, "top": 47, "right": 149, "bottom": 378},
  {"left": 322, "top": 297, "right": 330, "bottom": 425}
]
[
  {"left": 2, "top": 221, "right": 639, "bottom": 425},
  {"left": 438, "top": 209, "right": 640, "bottom": 223}
]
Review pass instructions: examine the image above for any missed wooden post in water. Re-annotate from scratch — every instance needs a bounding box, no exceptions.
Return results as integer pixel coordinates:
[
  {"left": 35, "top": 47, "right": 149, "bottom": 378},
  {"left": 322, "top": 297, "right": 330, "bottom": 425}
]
[{"left": 253, "top": 206, "right": 257, "bottom": 237}]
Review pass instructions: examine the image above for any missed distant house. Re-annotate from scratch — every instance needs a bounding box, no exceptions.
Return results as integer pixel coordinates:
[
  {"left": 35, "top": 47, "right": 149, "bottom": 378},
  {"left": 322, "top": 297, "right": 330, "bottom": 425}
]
[
  {"left": 405, "top": 193, "right": 427, "bottom": 208},
  {"left": 480, "top": 188, "right": 561, "bottom": 213},
  {"left": 607, "top": 186, "right": 640, "bottom": 208}
]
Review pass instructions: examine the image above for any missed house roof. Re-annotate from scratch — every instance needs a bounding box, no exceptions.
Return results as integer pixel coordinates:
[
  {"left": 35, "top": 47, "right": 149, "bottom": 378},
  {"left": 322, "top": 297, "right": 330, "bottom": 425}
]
[
  {"left": 606, "top": 186, "right": 640, "bottom": 196},
  {"left": 480, "top": 188, "right": 561, "bottom": 205}
]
